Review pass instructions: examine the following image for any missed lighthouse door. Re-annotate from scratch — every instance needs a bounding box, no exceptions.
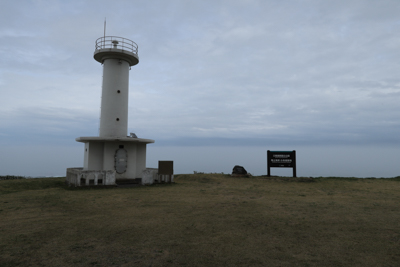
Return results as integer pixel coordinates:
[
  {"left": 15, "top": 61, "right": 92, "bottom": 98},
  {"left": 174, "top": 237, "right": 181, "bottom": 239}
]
[{"left": 114, "top": 148, "right": 127, "bottom": 174}]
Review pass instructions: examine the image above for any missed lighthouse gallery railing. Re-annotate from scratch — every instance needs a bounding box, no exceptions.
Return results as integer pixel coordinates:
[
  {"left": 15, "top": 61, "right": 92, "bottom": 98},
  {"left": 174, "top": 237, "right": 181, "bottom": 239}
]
[{"left": 95, "top": 36, "right": 138, "bottom": 55}]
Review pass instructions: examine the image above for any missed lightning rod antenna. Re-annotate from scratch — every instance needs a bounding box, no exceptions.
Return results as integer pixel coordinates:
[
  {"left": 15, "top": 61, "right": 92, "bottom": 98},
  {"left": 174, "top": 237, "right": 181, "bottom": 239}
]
[{"left": 104, "top": 18, "right": 106, "bottom": 48}]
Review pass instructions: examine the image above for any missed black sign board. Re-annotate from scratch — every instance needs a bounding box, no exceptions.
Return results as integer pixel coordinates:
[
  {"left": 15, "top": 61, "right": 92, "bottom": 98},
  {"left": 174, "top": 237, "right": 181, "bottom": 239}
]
[
  {"left": 158, "top": 161, "right": 174, "bottom": 175},
  {"left": 267, "top": 150, "right": 296, "bottom": 177}
]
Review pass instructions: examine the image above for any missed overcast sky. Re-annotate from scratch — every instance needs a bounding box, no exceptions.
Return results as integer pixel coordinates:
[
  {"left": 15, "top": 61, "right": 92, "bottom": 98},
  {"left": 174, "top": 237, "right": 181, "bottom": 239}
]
[{"left": 0, "top": 0, "right": 399, "bottom": 177}]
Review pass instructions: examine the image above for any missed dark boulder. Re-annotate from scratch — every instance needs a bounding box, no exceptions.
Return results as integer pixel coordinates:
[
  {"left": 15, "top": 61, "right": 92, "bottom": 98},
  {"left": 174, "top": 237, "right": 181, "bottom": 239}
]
[{"left": 232, "top": 165, "right": 248, "bottom": 176}]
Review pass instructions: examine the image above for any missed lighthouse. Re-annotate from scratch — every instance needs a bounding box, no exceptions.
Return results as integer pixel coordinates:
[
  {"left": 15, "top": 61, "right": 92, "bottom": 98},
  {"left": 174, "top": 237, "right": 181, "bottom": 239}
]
[{"left": 66, "top": 36, "right": 154, "bottom": 186}]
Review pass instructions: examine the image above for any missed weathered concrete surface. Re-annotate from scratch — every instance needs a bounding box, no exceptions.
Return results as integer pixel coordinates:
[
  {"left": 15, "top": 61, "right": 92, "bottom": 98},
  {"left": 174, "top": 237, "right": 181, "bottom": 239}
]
[
  {"left": 142, "top": 168, "right": 158, "bottom": 185},
  {"left": 66, "top": 168, "right": 116, "bottom": 186}
]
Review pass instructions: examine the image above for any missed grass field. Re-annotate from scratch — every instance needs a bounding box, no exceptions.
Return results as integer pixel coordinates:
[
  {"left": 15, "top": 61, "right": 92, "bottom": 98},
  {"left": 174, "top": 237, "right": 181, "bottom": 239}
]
[{"left": 1, "top": 174, "right": 400, "bottom": 266}]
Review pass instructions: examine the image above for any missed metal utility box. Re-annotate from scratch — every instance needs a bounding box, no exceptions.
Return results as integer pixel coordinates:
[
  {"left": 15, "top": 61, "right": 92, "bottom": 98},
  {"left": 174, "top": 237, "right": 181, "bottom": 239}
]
[
  {"left": 158, "top": 161, "right": 174, "bottom": 183},
  {"left": 158, "top": 161, "right": 173, "bottom": 175}
]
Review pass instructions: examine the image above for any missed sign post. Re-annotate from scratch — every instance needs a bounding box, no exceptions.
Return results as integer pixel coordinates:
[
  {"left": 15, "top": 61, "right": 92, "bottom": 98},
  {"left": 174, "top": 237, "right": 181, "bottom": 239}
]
[{"left": 267, "top": 150, "right": 296, "bottom": 177}]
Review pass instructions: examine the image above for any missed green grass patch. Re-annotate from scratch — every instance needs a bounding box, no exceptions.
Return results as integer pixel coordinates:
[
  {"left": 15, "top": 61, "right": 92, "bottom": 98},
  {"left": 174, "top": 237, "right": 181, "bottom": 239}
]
[
  {"left": 1, "top": 174, "right": 400, "bottom": 266},
  {"left": 0, "top": 177, "right": 66, "bottom": 194}
]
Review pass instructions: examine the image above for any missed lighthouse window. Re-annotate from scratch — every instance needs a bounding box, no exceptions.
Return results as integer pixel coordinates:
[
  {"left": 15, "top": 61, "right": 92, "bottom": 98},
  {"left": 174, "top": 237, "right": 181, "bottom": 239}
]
[
  {"left": 116, "top": 118, "right": 119, "bottom": 121},
  {"left": 117, "top": 90, "right": 120, "bottom": 93}
]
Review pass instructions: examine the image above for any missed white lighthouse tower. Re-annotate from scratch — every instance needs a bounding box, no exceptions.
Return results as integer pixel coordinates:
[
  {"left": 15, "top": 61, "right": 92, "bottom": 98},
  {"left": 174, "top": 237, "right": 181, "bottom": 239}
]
[{"left": 67, "top": 36, "right": 154, "bottom": 186}]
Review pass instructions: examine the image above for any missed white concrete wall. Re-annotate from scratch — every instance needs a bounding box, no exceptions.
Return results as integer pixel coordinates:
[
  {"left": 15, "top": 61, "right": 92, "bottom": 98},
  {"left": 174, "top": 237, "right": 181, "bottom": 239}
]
[
  {"left": 142, "top": 168, "right": 158, "bottom": 185},
  {"left": 103, "top": 142, "right": 117, "bottom": 172},
  {"left": 99, "top": 58, "right": 130, "bottom": 137},
  {"left": 81, "top": 141, "right": 150, "bottom": 180},
  {"left": 136, "top": 143, "right": 147, "bottom": 177},
  {"left": 86, "top": 142, "right": 104, "bottom": 170},
  {"left": 124, "top": 142, "right": 137, "bottom": 179},
  {"left": 83, "top": 143, "right": 89, "bottom": 170},
  {"left": 66, "top": 168, "right": 116, "bottom": 186}
]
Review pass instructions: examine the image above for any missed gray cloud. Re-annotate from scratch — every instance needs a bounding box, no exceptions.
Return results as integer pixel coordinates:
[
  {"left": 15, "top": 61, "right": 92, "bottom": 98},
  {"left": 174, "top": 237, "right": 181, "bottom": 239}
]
[{"left": 1, "top": 0, "right": 399, "bottom": 176}]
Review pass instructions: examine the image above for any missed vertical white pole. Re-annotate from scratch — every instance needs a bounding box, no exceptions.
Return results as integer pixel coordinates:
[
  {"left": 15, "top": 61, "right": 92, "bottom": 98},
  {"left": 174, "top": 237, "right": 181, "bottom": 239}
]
[{"left": 104, "top": 18, "right": 106, "bottom": 48}]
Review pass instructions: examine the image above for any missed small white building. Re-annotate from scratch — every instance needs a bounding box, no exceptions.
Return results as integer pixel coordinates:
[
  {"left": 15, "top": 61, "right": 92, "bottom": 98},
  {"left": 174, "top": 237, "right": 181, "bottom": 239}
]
[{"left": 66, "top": 36, "right": 157, "bottom": 186}]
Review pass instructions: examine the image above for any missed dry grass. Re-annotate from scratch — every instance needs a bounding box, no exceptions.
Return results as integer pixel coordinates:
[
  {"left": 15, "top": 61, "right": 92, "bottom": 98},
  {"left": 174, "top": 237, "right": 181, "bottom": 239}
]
[{"left": 1, "top": 174, "right": 400, "bottom": 266}]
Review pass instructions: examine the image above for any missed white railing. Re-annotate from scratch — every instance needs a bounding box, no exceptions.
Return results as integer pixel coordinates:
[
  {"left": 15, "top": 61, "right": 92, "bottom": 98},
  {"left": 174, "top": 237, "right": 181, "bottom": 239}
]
[
  {"left": 95, "top": 36, "right": 138, "bottom": 55},
  {"left": 66, "top": 168, "right": 116, "bottom": 186}
]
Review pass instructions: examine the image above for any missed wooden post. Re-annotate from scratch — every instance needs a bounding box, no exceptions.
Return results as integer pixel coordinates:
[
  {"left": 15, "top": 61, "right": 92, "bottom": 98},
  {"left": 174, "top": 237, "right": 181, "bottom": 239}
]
[
  {"left": 267, "top": 150, "right": 271, "bottom": 177},
  {"left": 292, "top": 150, "right": 296, "bottom": 177}
]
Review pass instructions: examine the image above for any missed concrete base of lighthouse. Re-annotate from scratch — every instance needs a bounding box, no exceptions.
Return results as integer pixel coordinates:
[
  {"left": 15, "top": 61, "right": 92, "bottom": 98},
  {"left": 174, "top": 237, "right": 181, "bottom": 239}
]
[{"left": 66, "top": 136, "right": 154, "bottom": 186}]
